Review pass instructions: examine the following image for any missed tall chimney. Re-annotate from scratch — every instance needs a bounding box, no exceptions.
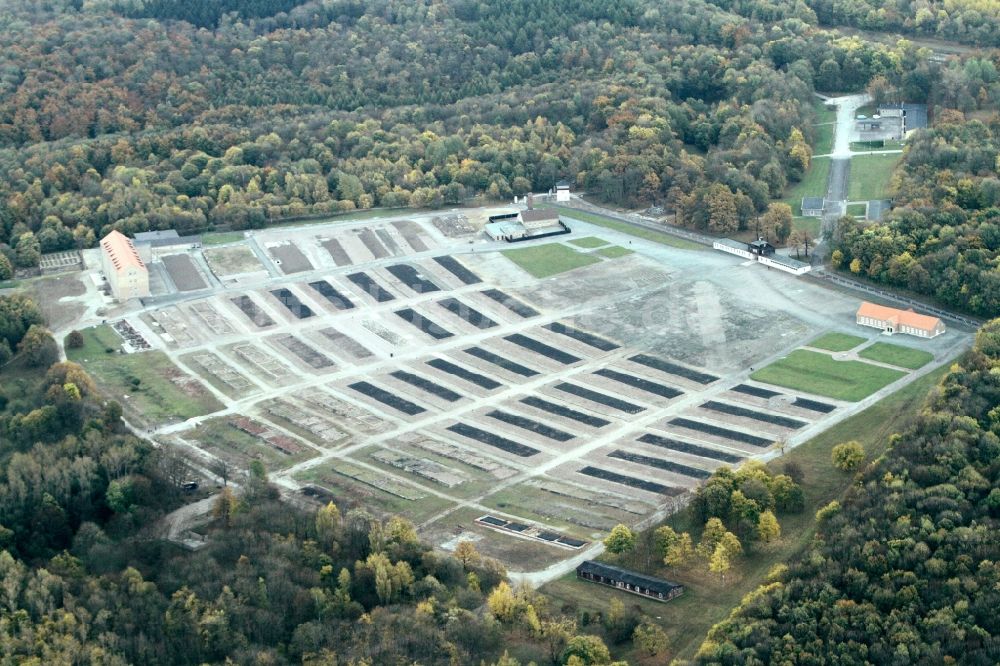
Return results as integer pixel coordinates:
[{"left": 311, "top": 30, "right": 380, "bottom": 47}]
[{"left": 527, "top": 193, "right": 534, "bottom": 210}]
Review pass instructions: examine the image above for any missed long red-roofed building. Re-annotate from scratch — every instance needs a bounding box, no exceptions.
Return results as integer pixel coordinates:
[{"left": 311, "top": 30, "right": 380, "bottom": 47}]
[
  {"left": 856, "top": 301, "right": 945, "bottom": 338},
  {"left": 100, "top": 230, "right": 149, "bottom": 301}
]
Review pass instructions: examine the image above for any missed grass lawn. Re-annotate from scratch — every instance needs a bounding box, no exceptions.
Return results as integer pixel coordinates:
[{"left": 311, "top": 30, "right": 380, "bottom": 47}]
[
  {"left": 847, "top": 153, "right": 901, "bottom": 201},
  {"left": 813, "top": 122, "right": 835, "bottom": 154},
  {"left": 813, "top": 99, "right": 837, "bottom": 124},
  {"left": 781, "top": 157, "right": 831, "bottom": 216},
  {"left": 200, "top": 231, "right": 245, "bottom": 246},
  {"left": 751, "top": 349, "right": 905, "bottom": 401},
  {"left": 596, "top": 245, "right": 634, "bottom": 258},
  {"left": 808, "top": 332, "right": 866, "bottom": 352},
  {"left": 568, "top": 236, "right": 610, "bottom": 249},
  {"left": 67, "top": 325, "right": 223, "bottom": 427},
  {"left": 543, "top": 361, "right": 953, "bottom": 663},
  {"left": 548, "top": 206, "right": 706, "bottom": 250},
  {"left": 850, "top": 139, "right": 903, "bottom": 151},
  {"left": 846, "top": 202, "right": 867, "bottom": 217},
  {"left": 502, "top": 243, "right": 601, "bottom": 278},
  {"left": 791, "top": 217, "right": 821, "bottom": 237},
  {"left": 859, "top": 342, "right": 934, "bottom": 369}
]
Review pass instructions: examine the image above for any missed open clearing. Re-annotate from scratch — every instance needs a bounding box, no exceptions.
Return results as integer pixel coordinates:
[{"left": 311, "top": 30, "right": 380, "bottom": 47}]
[
  {"left": 549, "top": 206, "right": 705, "bottom": 250},
  {"left": 751, "top": 349, "right": 906, "bottom": 401},
  {"left": 55, "top": 207, "right": 968, "bottom": 576},
  {"left": 782, "top": 157, "right": 831, "bottom": 216},
  {"left": 809, "top": 332, "right": 865, "bottom": 351},
  {"left": 67, "top": 326, "right": 223, "bottom": 427},
  {"left": 596, "top": 245, "right": 633, "bottom": 258},
  {"left": 568, "top": 236, "right": 609, "bottom": 249},
  {"left": 848, "top": 153, "right": 902, "bottom": 200},
  {"left": 859, "top": 342, "right": 934, "bottom": 369},
  {"left": 502, "top": 242, "right": 601, "bottom": 278}
]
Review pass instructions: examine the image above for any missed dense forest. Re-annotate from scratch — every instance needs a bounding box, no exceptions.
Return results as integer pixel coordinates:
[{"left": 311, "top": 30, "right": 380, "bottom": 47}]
[
  {"left": 3, "top": 0, "right": 994, "bottom": 260},
  {"left": 833, "top": 111, "right": 1000, "bottom": 317},
  {"left": 696, "top": 320, "right": 1000, "bottom": 664}
]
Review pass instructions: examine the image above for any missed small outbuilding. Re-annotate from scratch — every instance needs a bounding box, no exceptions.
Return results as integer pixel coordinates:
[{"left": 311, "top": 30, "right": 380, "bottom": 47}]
[
  {"left": 556, "top": 181, "right": 571, "bottom": 202},
  {"left": 576, "top": 560, "right": 684, "bottom": 603},
  {"left": 748, "top": 238, "right": 775, "bottom": 257},
  {"left": 801, "top": 197, "right": 825, "bottom": 217},
  {"left": 856, "top": 301, "right": 945, "bottom": 338}
]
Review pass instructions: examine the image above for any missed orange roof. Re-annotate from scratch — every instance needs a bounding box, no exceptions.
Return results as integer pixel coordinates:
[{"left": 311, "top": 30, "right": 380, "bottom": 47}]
[
  {"left": 100, "top": 230, "right": 145, "bottom": 272},
  {"left": 857, "top": 301, "right": 941, "bottom": 332}
]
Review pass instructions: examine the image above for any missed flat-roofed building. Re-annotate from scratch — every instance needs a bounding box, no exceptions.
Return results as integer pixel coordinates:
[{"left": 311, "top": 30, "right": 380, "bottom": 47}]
[
  {"left": 856, "top": 301, "right": 945, "bottom": 338},
  {"left": 100, "top": 230, "right": 149, "bottom": 301},
  {"left": 576, "top": 560, "right": 684, "bottom": 603}
]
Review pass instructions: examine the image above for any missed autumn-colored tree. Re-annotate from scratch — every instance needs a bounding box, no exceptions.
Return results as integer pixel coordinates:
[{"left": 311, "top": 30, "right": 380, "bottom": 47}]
[
  {"left": 832, "top": 441, "right": 865, "bottom": 471},
  {"left": 454, "top": 540, "right": 481, "bottom": 570},
  {"left": 757, "top": 511, "right": 781, "bottom": 543},
  {"left": 603, "top": 524, "right": 636, "bottom": 556}
]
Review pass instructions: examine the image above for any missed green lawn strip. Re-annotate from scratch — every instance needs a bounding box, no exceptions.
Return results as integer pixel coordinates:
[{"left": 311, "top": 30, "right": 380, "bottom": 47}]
[
  {"left": 846, "top": 203, "right": 867, "bottom": 216},
  {"left": 568, "top": 236, "right": 610, "bottom": 249},
  {"left": 847, "top": 153, "right": 901, "bottom": 201},
  {"left": 813, "top": 100, "right": 837, "bottom": 124},
  {"left": 501, "top": 243, "right": 602, "bottom": 279},
  {"left": 813, "top": 122, "right": 834, "bottom": 154},
  {"left": 547, "top": 206, "right": 706, "bottom": 250},
  {"left": 750, "top": 349, "right": 905, "bottom": 401},
  {"left": 791, "top": 217, "right": 820, "bottom": 237},
  {"left": 858, "top": 342, "right": 934, "bottom": 369},
  {"left": 200, "top": 231, "right": 245, "bottom": 246},
  {"left": 808, "top": 332, "right": 867, "bottom": 352},
  {"left": 850, "top": 139, "right": 903, "bottom": 151},
  {"left": 596, "top": 245, "right": 634, "bottom": 258},
  {"left": 780, "top": 157, "right": 831, "bottom": 216},
  {"left": 543, "top": 362, "right": 951, "bottom": 662},
  {"left": 67, "top": 325, "right": 223, "bottom": 427}
]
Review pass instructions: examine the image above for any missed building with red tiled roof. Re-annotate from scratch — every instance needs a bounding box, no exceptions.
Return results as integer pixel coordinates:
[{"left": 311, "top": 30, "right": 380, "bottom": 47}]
[
  {"left": 100, "top": 230, "right": 149, "bottom": 301},
  {"left": 856, "top": 301, "right": 944, "bottom": 338}
]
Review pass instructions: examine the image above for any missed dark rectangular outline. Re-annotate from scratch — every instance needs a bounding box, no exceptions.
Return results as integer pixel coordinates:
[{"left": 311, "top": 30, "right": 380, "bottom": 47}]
[
  {"left": 629, "top": 354, "right": 718, "bottom": 384},
  {"left": 701, "top": 400, "right": 807, "bottom": 429},
  {"left": 579, "top": 466, "right": 677, "bottom": 495},
  {"left": 504, "top": 333, "right": 580, "bottom": 365},
  {"left": 348, "top": 381, "right": 426, "bottom": 415},
  {"left": 669, "top": 417, "right": 772, "bottom": 447},
  {"left": 555, "top": 382, "right": 644, "bottom": 414},
  {"left": 519, "top": 396, "right": 611, "bottom": 427},
  {"left": 426, "top": 358, "right": 502, "bottom": 390},
  {"left": 308, "top": 280, "right": 355, "bottom": 310},
  {"left": 464, "top": 347, "right": 538, "bottom": 377},
  {"left": 637, "top": 433, "right": 742, "bottom": 463},
  {"left": 386, "top": 263, "right": 440, "bottom": 294},
  {"left": 544, "top": 322, "right": 619, "bottom": 351},
  {"left": 594, "top": 368, "right": 683, "bottom": 399},
  {"left": 481, "top": 289, "right": 539, "bottom": 317},
  {"left": 608, "top": 450, "right": 711, "bottom": 480},
  {"left": 486, "top": 410, "right": 575, "bottom": 442},
  {"left": 394, "top": 308, "right": 453, "bottom": 340},
  {"left": 438, "top": 298, "right": 497, "bottom": 329},
  {"left": 390, "top": 370, "right": 462, "bottom": 402},
  {"left": 347, "top": 272, "right": 395, "bottom": 302},
  {"left": 446, "top": 423, "right": 539, "bottom": 457},
  {"left": 433, "top": 255, "right": 482, "bottom": 284}
]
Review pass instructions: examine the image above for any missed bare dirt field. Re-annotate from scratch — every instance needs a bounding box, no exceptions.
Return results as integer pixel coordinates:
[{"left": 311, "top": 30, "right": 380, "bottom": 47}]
[{"left": 204, "top": 245, "right": 266, "bottom": 277}]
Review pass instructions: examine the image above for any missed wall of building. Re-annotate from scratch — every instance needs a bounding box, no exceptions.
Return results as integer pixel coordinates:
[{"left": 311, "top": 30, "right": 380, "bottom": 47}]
[
  {"left": 758, "top": 256, "right": 811, "bottom": 275},
  {"left": 713, "top": 242, "right": 752, "bottom": 259}
]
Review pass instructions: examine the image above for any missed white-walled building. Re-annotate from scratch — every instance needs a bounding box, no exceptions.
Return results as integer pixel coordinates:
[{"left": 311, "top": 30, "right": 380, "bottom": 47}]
[{"left": 100, "top": 230, "right": 149, "bottom": 301}]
